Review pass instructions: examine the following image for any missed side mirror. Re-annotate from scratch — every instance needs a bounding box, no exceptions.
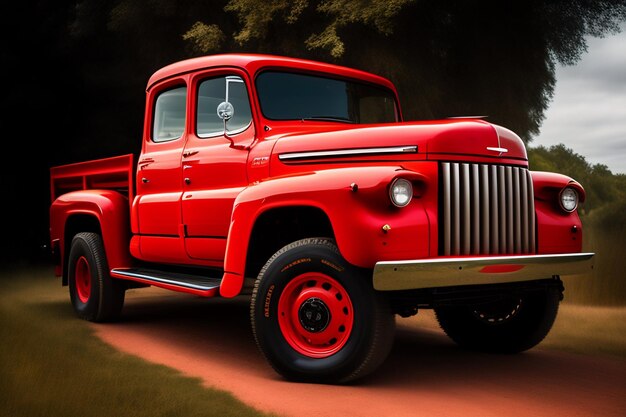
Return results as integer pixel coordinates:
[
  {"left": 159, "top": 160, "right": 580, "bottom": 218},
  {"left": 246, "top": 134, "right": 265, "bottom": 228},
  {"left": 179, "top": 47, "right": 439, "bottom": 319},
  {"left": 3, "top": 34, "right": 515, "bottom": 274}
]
[
  {"left": 217, "top": 101, "right": 234, "bottom": 122},
  {"left": 217, "top": 76, "right": 246, "bottom": 148},
  {"left": 217, "top": 100, "right": 234, "bottom": 138}
]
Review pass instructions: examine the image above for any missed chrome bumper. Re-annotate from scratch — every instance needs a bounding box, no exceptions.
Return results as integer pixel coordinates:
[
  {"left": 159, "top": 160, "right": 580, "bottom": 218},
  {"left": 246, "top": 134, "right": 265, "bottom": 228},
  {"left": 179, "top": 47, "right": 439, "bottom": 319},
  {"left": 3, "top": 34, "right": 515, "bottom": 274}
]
[{"left": 373, "top": 253, "right": 595, "bottom": 291}]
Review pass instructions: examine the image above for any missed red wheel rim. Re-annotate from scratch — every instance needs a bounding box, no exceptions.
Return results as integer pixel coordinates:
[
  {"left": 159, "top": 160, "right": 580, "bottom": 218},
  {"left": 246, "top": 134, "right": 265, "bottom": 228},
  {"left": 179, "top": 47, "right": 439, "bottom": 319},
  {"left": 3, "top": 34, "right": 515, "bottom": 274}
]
[
  {"left": 278, "top": 272, "right": 354, "bottom": 358},
  {"left": 75, "top": 256, "right": 91, "bottom": 303}
]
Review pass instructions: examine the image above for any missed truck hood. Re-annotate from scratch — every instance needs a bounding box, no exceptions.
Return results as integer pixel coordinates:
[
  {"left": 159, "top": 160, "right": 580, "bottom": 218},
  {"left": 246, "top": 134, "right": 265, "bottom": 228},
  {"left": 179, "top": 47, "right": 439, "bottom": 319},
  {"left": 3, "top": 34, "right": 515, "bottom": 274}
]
[{"left": 271, "top": 119, "right": 527, "bottom": 163}]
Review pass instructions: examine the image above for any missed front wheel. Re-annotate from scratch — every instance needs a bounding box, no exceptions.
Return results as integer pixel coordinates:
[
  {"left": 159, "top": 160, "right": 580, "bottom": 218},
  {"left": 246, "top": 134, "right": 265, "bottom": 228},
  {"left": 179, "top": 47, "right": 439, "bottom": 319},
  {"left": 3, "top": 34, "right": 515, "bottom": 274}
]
[
  {"left": 68, "top": 232, "right": 125, "bottom": 322},
  {"left": 250, "top": 238, "right": 395, "bottom": 383},
  {"left": 435, "top": 287, "right": 560, "bottom": 353}
]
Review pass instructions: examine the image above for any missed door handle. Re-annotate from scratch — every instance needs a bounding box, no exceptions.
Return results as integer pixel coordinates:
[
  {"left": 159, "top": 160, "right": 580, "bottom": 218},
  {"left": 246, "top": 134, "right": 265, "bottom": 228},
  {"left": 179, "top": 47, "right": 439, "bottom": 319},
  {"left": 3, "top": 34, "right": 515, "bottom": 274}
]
[{"left": 182, "top": 150, "right": 198, "bottom": 158}]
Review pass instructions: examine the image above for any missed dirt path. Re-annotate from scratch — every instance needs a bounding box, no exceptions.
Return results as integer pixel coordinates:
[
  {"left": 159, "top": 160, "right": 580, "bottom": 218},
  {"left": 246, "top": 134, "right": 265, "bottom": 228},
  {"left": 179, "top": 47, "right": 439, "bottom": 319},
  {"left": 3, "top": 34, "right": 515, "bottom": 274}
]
[{"left": 94, "top": 288, "right": 626, "bottom": 417}]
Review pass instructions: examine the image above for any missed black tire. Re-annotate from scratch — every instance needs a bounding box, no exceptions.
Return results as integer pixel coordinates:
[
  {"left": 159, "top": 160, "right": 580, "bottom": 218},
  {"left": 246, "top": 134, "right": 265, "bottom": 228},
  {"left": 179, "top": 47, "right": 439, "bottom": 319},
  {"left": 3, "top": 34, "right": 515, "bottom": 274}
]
[
  {"left": 251, "top": 238, "right": 395, "bottom": 383},
  {"left": 68, "top": 232, "right": 125, "bottom": 322},
  {"left": 434, "top": 288, "right": 560, "bottom": 353}
]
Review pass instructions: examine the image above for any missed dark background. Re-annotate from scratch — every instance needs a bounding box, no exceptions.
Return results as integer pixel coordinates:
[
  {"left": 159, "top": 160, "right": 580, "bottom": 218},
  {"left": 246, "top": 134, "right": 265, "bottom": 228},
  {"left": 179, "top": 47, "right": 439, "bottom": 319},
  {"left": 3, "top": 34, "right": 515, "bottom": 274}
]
[{"left": 2, "top": 1, "right": 625, "bottom": 299}]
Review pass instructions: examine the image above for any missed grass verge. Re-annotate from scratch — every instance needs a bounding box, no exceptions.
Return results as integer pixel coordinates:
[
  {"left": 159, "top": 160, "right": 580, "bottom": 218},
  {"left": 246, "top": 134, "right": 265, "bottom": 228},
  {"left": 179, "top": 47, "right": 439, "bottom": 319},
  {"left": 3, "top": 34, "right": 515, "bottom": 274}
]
[{"left": 0, "top": 266, "right": 272, "bottom": 417}]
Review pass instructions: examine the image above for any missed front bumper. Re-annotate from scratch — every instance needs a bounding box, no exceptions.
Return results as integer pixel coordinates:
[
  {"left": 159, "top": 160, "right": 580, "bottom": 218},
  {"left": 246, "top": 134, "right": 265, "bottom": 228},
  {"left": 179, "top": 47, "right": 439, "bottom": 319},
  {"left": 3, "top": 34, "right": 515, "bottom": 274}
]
[{"left": 373, "top": 253, "right": 594, "bottom": 291}]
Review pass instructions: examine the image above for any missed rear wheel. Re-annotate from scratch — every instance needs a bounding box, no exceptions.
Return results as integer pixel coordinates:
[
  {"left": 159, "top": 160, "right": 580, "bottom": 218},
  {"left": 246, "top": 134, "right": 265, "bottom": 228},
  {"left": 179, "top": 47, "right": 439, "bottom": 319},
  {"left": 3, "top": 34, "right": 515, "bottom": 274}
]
[
  {"left": 68, "top": 232, "right": 125, "bottom": 322},
  {"left": 251, "top": 238, "right": 395, "bottom": 383},
  {"left": 435, "top": 288, "right": 560, "bottom": 353}
]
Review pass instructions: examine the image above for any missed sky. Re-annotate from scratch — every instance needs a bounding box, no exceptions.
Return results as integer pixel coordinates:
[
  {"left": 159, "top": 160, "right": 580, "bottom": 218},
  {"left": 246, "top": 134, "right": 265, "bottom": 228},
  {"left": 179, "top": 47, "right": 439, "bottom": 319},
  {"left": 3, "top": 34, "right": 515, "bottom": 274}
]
[{"left": 533, "top": 23, "right": 626, "bottom": 174}]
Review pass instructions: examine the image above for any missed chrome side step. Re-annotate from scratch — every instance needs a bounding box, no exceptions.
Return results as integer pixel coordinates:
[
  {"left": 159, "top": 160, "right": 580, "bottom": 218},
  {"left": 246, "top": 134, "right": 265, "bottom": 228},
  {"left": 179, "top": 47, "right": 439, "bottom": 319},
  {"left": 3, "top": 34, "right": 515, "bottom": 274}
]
[{"left": 111, "top": 267, "right": 221, "bottom": 292}]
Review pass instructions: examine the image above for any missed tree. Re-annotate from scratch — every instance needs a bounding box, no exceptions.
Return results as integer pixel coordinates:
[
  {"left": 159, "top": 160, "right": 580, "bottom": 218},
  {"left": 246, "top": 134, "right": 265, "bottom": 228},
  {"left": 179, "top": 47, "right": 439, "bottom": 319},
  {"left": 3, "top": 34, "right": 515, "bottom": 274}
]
[{"left": 183, "top": 0, "right": 626, "bottom": 142}]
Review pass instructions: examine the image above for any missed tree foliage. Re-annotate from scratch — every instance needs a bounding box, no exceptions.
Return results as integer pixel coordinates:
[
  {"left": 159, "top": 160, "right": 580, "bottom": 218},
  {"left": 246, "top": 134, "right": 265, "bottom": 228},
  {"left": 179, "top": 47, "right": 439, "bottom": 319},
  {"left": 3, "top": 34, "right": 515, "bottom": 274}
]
[
  {"left": 528, "top": 144, "right": 626, "bottom": 227},
  {"left": 56, "top": 0, "right": 626, "bottom": 147},
  {"left": 180, "top": 0, "right": 626, "bottom": 141}
]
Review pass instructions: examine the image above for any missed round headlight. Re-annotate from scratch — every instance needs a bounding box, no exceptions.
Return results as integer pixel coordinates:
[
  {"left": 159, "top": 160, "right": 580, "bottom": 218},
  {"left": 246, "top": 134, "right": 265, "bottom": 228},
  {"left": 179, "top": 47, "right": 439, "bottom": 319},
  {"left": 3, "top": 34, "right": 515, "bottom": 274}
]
[
  {"left": 559, "top": 187, "right": 578, "bottom": 212},
  {"left": 389, "top": 178, "right": 413, "bottom": 207}
]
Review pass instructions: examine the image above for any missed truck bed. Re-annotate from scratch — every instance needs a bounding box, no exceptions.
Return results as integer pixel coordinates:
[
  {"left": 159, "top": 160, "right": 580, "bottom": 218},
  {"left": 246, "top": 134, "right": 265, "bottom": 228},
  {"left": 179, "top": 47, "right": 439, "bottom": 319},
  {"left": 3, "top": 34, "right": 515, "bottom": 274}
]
[{"left": 50, "top": 154, "right": 134, "bottom": 204}]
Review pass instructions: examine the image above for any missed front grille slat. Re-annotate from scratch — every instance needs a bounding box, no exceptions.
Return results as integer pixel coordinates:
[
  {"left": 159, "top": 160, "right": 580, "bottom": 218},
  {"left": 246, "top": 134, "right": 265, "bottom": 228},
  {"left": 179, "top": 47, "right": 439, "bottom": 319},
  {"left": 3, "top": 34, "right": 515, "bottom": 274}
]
[
  {"left": 513, "top": 167, "right": 521, "bottom": 253},
  {"left": 480, "top": 164, "right": 490, "bottom": 253},
  {"left": 521, "top": 168, "right": 529, "bottom": 252},
  {"left": 498, "top": 166, "right": 506, "bottom": 253},
  {"left": 526, "top": 169, "right": 536, "bottom": 253},
  {"left": 452, "top": 163, "right": 461, "bottom": 255},
  {"left": 440, "top": 162, "right": 536, "bottom": 256},
  {"left": 490, "top": 165, "right": 499, "bottom": 254},
  {"left": 461, "top": 163, "right": 471, "bottom": 255},
  {"left": 471, "top": 164, "right": 480, "bottom": 254},
  {"left": 506, "top": 167, "right": 514, "bottom": 253},
  {"left": 442, "top": 163, "right": 451, "bottom": 256}
]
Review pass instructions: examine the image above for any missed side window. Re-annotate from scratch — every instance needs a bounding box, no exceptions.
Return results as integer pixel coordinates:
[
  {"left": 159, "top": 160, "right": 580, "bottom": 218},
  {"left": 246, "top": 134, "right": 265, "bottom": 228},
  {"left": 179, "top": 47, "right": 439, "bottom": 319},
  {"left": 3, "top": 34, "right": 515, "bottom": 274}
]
[
  {"left": 197, "top": 75, "right": 252, "bottom": 137},
  {"left": 152, "top": 86, "right": 187, "bottom": 142}
]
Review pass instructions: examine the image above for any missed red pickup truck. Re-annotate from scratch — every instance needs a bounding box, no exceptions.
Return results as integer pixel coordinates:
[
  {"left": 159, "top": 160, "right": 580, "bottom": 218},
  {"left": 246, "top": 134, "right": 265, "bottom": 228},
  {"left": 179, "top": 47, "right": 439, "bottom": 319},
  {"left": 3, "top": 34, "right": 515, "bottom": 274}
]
[{"left": 50, "top": 54, "right": 594, "bottom": 383}]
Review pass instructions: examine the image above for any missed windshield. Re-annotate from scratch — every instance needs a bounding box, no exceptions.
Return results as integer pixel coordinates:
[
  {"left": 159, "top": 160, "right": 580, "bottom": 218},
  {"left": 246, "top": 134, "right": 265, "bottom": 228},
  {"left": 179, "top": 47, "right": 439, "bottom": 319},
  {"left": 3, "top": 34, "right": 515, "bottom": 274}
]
[{"left": 256, "top": 71, "right": 398, "bottom": 124}]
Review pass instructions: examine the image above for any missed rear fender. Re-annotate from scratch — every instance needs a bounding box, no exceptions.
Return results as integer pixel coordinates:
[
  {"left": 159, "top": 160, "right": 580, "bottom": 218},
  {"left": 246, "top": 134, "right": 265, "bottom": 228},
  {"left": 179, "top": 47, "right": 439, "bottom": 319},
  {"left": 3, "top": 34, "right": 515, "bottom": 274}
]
[{"left": 50, "top": 190, "right": 132, "bottom": 280}]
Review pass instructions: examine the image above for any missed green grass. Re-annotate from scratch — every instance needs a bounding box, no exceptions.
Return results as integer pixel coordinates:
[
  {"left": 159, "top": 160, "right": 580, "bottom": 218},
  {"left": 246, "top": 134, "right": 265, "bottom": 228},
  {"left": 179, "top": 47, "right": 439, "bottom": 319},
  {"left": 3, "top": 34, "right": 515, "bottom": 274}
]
[{"left": 0, "top": 267, "right": 271, "bottom": 417}]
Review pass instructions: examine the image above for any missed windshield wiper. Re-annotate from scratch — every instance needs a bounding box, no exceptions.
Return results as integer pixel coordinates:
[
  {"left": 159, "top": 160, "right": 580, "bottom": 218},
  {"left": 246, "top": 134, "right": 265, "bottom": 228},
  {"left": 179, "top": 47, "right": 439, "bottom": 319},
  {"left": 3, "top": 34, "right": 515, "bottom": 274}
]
[{"left": 301, "top": 116, "right": 355, "bottom": 124}]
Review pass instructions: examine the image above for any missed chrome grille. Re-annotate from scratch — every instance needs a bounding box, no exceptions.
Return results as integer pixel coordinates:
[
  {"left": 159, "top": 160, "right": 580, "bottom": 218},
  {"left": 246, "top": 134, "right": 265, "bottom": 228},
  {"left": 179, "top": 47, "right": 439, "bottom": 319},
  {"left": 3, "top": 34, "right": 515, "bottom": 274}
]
[{"left": 440, "top": 162, "right": 536, "bottom": 256}]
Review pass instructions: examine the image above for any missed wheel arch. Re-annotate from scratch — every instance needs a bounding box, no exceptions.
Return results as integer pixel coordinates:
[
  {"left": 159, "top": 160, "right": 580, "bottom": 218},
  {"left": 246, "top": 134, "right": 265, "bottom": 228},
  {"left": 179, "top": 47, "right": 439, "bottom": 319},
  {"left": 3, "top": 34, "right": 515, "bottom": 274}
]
[
  {"left": 244, "top": 205, "right": 335, "bottom": 280},
  {"left": 63, "top": 214, "right": 101, "bottom": 285},
  {"left": 50, "top": 190, "right": 132, "bottom": 285}
]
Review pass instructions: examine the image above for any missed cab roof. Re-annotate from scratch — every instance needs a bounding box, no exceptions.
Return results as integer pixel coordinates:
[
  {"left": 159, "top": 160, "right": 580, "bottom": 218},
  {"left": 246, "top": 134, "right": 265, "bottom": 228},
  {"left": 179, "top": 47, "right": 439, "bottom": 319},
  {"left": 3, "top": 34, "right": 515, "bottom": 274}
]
[{"left": 147, "top": 53, "right": 397, "bottom": 93}]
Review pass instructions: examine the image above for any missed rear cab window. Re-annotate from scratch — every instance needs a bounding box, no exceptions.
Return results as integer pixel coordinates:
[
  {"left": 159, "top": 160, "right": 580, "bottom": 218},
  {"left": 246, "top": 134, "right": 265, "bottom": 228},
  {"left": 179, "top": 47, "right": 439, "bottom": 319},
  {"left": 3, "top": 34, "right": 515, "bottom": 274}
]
[{"left": 152, "top": 86, "right": 187, "bottom": 142}]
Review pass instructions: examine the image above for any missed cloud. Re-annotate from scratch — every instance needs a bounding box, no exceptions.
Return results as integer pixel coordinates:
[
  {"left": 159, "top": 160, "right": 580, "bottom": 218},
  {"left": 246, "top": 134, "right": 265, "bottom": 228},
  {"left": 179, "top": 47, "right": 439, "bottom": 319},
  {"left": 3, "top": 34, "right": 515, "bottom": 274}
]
[{"left": 534, "top": 23, "right": 626, "bottom": 174}]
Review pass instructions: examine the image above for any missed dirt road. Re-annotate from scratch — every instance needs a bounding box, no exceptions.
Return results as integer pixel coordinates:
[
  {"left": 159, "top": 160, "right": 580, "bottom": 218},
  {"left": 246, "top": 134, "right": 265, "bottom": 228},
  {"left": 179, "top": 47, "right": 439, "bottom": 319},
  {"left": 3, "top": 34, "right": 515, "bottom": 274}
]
[{"left": 94, "top": 288, "right": 626, "bottom": 417}]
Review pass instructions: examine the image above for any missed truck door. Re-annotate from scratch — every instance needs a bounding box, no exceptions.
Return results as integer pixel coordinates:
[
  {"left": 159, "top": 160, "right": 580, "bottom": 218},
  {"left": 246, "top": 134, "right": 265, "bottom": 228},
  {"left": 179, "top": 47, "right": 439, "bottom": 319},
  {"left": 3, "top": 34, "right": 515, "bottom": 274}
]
[
  {"left": 133, "top": 78, "right": 188, "bottom": 263},
  {"left": 181, "top": 72, "right": 254, "bottom": 263}
]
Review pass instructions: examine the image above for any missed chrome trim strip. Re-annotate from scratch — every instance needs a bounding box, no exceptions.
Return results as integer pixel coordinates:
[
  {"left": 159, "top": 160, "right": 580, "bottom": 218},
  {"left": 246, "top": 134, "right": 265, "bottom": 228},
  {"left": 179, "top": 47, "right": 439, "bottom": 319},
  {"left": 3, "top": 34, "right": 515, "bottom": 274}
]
[
  {"left": 480, "top": 164, "right": 490, "bottom": 252},
  {"left": 197, "top": 121, "right": 252, "bottom": 138},
  {"left": 461, "top": 163, "right": 470, "bottom": 255},
  {"left": 278, "top": 145, "right": 418, "bottom": 161},
  {"left": 111, "top": 269, "right": 219, "bottom": 291},
  {"left": 373, "top": 252, "right": 595, "bottom": 291},
  {"left": 487, "top": 146, "right": 509, "bottom": 153},
  {"left": 442, "top": 162, "right": 451, "bottom": 255}
]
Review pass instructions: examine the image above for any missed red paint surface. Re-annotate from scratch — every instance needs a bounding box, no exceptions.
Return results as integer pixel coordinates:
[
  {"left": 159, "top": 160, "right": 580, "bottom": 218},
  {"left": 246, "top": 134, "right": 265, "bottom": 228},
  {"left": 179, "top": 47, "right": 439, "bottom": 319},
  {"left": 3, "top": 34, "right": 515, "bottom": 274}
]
[
  {"left": 49, "top": 54, "right": 588, "bottom": 299},
  {"left": 479, "top": 264, "right": 525, "bottom": 274},
  {"left": 74, "top": 256, "right": 91, "bottom": 303},
  {"left": 277, "top": 272, "right": 354, "bottom": 358}
]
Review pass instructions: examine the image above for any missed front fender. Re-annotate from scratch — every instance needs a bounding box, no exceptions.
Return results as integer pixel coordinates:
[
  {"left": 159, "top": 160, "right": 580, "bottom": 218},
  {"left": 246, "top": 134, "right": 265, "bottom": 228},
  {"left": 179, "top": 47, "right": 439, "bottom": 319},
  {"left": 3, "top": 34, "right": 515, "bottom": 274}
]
[
  {"left": 220, "top": 166, "right": 432, "bottom": 297},
  {"left": 50, "top": 190, "right": 131, "bottom": 278},
  {"left": 530, "top": 171, "right": 585, "bottom": 203},
  {"left": 530, "top": 171, "right": 585, "bottom": 254}
]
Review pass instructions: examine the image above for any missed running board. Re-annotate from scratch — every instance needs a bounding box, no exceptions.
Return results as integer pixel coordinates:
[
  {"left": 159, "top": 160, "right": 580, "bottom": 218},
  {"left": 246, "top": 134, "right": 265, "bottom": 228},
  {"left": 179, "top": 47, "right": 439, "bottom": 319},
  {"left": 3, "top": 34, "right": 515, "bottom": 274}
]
[{"left": 111, "top": 267, "right": 221, "bottom": 297}]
